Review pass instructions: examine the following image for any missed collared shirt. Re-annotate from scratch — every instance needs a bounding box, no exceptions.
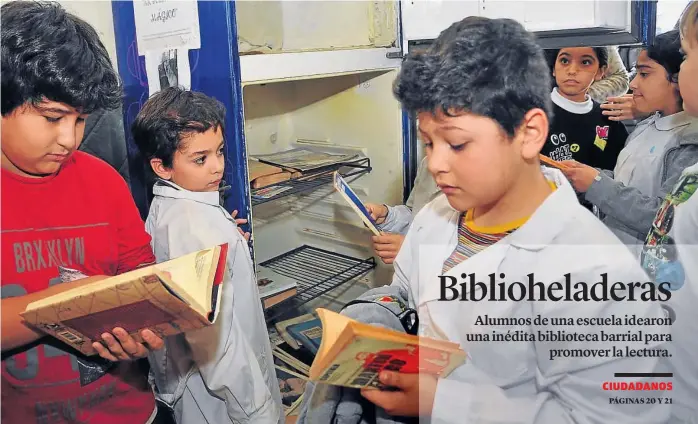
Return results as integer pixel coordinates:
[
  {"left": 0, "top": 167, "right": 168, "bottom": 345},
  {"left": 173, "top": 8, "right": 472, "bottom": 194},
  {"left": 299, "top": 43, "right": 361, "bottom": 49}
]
[{"left": 145, "top": 180, "right": 283, "bottom": 424}]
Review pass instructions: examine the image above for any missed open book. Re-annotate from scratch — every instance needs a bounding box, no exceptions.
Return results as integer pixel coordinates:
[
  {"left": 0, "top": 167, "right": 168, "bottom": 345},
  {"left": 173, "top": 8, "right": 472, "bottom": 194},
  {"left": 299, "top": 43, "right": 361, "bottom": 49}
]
[
  {"left": 309, "top": 309, "right": 466, "bottom": 389},
  {"left": 333, "top": 171, "right": 381, "bottom": 236},
  {"left": 21, "top": 244, "right": 228, "bottom": 355}
]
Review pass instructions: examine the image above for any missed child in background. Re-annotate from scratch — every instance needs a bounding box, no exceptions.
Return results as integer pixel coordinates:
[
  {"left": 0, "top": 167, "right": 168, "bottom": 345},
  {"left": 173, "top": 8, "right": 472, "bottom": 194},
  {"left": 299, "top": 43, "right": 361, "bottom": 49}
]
[
  {"left": 132, "top": 87, "right": 283, "bottom": 424},
  {"left": 588, "top": 46, "right": 631, "bottom": 103},
  {"left": 544, "top": 46, "right": 628, "bottom": 171},
  {"left": 641, "top": 3, "right": 698, "bottom": 422},
  {"left": 562, "top": 30, "right": 698, "bottom": 253}
]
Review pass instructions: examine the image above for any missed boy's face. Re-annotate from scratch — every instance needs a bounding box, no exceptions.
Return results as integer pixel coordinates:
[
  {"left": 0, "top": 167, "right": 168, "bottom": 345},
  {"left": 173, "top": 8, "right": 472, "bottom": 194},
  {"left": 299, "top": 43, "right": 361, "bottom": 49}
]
[
  {"left": 679, "top": 34, "right": 698, "bottom": 116},
  {"left": 629, "top": 50, "right": 680, "bottom": 116},
  {"left": 1, "top": 101, "right": 87, "bottom": 177},
  {"left": 152, "top": 127, "right": 225, "bottom": 192},
  {"left": 553, "top": 48, "right": 604, "bottom": 102},
  {"left": 420, "top": 110, "right": 544, "bottom": 213}
]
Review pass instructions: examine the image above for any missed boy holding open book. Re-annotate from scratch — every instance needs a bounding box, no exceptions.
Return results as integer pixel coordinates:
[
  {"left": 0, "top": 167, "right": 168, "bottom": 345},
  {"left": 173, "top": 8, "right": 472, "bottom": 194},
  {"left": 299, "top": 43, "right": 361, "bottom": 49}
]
[
  {"left": 132, "top": 87, "right": 283, "bottom": 423},
  {"left": 299, "top": 17, "right": 669, "bottom": 424},
  {"left": 1, "top": 2, "right": 165, "bottom": 422}
]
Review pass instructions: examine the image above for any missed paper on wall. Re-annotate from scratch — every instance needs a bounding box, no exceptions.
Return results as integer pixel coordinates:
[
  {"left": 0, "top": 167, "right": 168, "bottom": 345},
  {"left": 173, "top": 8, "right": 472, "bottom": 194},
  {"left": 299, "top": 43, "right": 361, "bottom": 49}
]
[
  {"left": 132, "top": 0, "right": 201, "bottom": 54},
  {"left": 144, "top": 48, "right": 191, "bottom": 97}
]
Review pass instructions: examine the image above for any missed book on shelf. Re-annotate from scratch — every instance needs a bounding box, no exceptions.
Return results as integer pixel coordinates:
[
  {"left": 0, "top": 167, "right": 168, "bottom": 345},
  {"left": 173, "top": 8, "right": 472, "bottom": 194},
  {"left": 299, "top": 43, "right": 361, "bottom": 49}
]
[
  {"left": 308, "top": 309, "right": 467, "bottom": 389},
  {"left": 252, "top": 147, "right": 362, "bottom": 173},
  {"left": 275, "top": 314, "right": 317, "bottom": 350},
  {"left": 333, "top": 171, "right": 381, "bottom": 236},
  {"left": 256, "top": 266, "right": 298, "bottom": 309},
  {"left": 286, "top": 318, "right": 322, "bottom": 355},
  {"left": 248, "top": 160, "right": 302, "bottom": 189},
  {"left": 21, "top": 245, "right": 228, "bottom": 355}
]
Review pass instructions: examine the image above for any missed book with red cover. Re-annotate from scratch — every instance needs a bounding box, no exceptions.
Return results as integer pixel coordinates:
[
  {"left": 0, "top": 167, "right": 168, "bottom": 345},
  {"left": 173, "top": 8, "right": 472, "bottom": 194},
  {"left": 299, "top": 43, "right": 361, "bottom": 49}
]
[
  {"left": 309, "top": 309, "right": 466, "bottom": 389},
  {"left": 22, "top": 244, "right": 228, "bottom": 355}
]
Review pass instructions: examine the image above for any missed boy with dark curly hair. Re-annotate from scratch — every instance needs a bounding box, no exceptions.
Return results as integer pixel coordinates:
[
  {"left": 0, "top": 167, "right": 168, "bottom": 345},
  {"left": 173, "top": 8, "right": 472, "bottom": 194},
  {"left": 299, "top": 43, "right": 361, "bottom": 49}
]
[{"left": 298, "top": 16, "right": 669, "bottom": 424}]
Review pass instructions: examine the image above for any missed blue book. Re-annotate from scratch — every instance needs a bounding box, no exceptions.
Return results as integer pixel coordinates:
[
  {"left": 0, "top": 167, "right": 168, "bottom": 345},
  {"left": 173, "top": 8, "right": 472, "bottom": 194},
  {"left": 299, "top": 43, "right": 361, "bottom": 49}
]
[
  {"left": 333, "top": 172, "right": 381, "bottom": 236},
  {"left": 286, "top": 318, "right": 323, "bottom": 355}
]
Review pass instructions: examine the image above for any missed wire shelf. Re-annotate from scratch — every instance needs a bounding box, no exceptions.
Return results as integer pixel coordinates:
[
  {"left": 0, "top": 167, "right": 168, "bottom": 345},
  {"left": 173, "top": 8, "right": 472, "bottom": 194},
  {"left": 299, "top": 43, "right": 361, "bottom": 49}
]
[
  {"left": 260, "top": 245, "right": 376, "bottom": 323},
  {"left": 251, "top": 158, "right": 371, "bottom": 206}
]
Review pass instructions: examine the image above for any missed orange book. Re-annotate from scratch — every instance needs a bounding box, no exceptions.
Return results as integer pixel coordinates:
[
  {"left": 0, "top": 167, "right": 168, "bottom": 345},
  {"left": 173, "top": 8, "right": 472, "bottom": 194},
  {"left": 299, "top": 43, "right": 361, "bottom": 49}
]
[
  {"left": 539, "top": 154, "right": 568, "bottom": 170},
  {"left": 22, "top": 245, "right": 228, "bottom": 355},
  {"left": 309, "top": 309, "right": 466, "bottom": 389}
]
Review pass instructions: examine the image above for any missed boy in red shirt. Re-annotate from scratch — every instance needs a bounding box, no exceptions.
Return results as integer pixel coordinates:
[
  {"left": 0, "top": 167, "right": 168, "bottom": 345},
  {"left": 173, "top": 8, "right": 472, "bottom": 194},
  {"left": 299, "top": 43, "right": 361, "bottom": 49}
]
[{"left": 1, "top": 2, "right": 164, "bottom": 422}]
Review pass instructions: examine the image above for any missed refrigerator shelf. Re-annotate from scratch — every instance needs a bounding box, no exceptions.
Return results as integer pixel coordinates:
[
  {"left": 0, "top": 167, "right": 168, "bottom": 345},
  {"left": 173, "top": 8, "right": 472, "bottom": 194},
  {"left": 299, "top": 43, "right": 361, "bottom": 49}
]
[
  {"left": 250, "top": 158, "right": 372, "bottom": 207},
  {"left": 260, "top": 244, "right": 376, "bottom": 323}
]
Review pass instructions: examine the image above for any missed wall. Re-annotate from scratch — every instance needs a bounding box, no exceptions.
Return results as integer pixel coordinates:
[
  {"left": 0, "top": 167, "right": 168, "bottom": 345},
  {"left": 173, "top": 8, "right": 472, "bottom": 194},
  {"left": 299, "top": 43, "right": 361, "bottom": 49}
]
[{"left": 57, "top": 0, "right": 118, "bottom": 67}]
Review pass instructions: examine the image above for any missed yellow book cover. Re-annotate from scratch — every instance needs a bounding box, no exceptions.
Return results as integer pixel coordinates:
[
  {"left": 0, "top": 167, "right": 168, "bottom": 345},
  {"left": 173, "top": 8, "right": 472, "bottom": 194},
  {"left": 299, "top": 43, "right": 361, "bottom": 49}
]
[
  {"left": 309, "top": 309, "right": 466, "bottom": 389},
  {"left": 21, "top": 244, "right": 228, "bottom": 356}
]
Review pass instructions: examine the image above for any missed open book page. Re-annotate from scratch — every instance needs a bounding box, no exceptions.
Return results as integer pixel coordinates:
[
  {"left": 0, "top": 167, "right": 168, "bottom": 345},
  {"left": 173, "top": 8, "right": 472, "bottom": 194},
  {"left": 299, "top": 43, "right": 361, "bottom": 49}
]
[
  {"left": 26, "top": 246, "right": 222, "bottom": 316},
  {"left": 155, "top": 246, "right": 220, "bottom": 315},
  {"left": 25, "top": 265, "right": 157, "bottom": 310}
]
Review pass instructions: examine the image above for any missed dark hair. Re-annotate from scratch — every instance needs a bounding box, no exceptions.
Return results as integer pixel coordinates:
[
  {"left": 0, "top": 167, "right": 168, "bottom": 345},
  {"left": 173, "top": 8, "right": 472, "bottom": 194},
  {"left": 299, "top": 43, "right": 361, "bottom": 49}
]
[
  {"left": 393, "top": 17, "right": 551, "bottom": 138},
  {"left": 545, "top": 47, "right": 609, "bottom": 72},
  {"left": 1, "top": 1, "right": 121, "bottom": 116},
  {"left": 132, "top": 87, "right": 226, "bottom": 168},
  {"left": 646, "top": 30, "right": 683, "bottom": 83}
]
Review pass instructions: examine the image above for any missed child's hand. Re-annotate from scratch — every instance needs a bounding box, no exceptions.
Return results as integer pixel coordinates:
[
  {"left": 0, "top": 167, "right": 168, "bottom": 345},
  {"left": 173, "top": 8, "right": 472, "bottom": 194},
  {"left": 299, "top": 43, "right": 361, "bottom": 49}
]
[
  {"left": 372, "top": 233, "right": 406, "bottom": 264},
  {"left": 601, "top": 95, "right": 639, "bottom": 121},
  {"left": 92, "top": 328, "right": 164, "bottom": 362},
  {"left": 230, "top": 210, "right": 250, "bottom": 241},
  {"left": 361, "top": 371, "right": 438, "bottom": 417},
  {"left": 365, "top": 203, "right": 389, "bottom": 224},
  {"left": 560, "top": 160, "right": 599, "bottom": 193}
]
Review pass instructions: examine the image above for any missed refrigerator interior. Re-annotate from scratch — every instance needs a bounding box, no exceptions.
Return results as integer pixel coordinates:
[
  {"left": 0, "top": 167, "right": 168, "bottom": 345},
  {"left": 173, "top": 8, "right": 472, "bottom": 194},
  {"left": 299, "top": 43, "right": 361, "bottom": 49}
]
[{"left": 242, "top": 70, "right": 404, "bottom": 321}]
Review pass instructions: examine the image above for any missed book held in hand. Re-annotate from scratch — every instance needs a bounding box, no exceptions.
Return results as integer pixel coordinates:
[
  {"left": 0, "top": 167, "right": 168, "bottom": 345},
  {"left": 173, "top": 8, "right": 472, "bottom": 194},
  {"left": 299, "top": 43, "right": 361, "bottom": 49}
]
[
  {"left": 309, "top": 309, "right": 467, "bottom": 389},
  {"left": 21, "top": 244, "right": 228, "bottom": 355},
  {"left": 333, "top": 171, "right": 381, "bottom": 236}
]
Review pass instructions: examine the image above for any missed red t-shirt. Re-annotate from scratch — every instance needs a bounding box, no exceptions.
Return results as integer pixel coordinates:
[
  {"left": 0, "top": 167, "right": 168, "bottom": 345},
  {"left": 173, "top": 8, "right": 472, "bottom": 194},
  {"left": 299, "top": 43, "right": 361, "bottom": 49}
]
[{"left": 1, "top": 151, "right": 157, "bottom": 423}]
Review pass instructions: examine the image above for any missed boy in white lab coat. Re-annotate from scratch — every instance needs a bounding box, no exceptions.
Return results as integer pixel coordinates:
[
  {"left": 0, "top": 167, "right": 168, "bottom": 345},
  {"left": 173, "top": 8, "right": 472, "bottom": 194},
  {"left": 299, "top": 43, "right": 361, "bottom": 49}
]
[
  {"left": 132, "top": 87, "right": 283, "bottom": 424},
  {"left": 299, "top": 17, "right": 670, "bottom": 424}
]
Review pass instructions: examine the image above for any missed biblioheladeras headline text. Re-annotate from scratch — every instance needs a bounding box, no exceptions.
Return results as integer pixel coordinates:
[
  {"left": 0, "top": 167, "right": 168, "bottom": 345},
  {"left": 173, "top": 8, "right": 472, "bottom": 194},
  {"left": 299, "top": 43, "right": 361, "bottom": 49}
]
[{"left": 438, "top": 273, "right": 672, "bottom": 302}]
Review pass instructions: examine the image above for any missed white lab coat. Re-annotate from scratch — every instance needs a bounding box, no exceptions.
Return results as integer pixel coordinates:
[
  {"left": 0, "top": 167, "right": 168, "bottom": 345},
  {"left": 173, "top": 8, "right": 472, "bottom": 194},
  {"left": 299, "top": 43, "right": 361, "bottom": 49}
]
[
  {"left": 145, "top": 180, "right": 283, "bottom": 424},
  {"left": 391, "top": 167, "right": 671, "bottom": 424}
]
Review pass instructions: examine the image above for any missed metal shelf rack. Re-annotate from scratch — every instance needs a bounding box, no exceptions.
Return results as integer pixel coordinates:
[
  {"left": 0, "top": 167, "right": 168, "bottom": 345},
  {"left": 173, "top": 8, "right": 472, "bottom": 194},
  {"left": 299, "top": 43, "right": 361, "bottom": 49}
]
[
  {"left": 251, "top": 158, "right": 372, "bottom": 206},
  {"left": 260, "top": 245, "right": 376, "bottom": 323}
]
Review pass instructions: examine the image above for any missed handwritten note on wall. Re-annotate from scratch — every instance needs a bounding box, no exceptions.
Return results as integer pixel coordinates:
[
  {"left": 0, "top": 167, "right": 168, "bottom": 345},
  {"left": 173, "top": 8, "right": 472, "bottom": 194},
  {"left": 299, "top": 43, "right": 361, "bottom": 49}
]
[{"left": 132, "top": 0, "right": 201, "bottom": 54}]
